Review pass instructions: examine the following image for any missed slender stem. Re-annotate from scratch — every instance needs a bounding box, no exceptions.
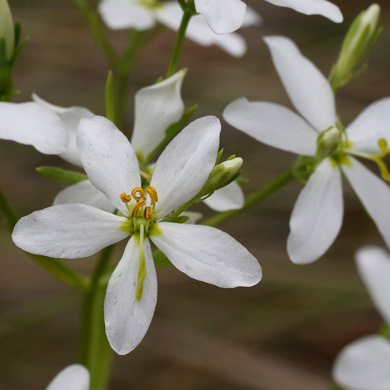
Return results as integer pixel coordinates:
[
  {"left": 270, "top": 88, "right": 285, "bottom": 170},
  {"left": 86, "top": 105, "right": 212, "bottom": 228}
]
[
  {"left": 0, "top": 186, "right": 87, "bottom": 289},
  {"left": 114, "top": 71, "right": 129, "bottom": 131},
  {"left": 80, "top": 245, "right": 115, "bottom": 390},
  {"left": 166, "top": 9, "right": 192, "bottom": 77},
  {"left": 204, "top": 168, "right": 295, "bottom": 227}
]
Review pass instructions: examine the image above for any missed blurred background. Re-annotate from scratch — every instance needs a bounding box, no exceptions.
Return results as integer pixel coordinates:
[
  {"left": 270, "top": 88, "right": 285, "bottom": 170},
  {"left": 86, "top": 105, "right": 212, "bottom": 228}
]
[{"left": 1, "top": 0, "right": 390, "bottom": 388}]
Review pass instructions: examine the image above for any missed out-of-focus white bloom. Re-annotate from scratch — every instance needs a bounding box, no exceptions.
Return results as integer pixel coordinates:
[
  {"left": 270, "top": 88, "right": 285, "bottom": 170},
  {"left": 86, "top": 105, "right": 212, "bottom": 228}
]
[
  {"left": 13, "top": 115, "right": 262, "bottom": 355},
  {"left": 333, "top": 247, "right": 390, "bottom": 390},
  {"left": 0, "top": 0, "right": 15, "bottom": 61},
  {"left": 0, "top": 101, "right": 68, "bottom": 154},
  {"left": 46, "top": 364, "right": 90, "bottom": 390},
  {"left": 224, "top": 36, "right": 390, "bottom": 264}
]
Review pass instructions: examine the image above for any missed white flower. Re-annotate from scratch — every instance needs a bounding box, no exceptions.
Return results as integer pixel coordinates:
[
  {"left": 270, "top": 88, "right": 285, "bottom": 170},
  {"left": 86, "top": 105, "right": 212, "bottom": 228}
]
[
  {"left": 12, "top": 115, "right": 262, "bottom": 355},
  {"left": 333, "top": 247, "right": 390, "bottom": 390},
  {"left": 46, "top": 364, "right": 89, "bottom": 390},
  {"left": 98, "top": 0, "right": 261, "bottom": 57},
  {"left": 0, "top": 101, "right": 68, "bottom": 154},
  {"left": 224, "top": 35, "right": 390, "bottom": 264}
]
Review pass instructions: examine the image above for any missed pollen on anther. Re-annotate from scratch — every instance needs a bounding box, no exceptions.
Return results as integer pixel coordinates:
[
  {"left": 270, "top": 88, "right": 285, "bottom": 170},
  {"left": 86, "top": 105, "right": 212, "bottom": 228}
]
[
  {"left": 147, "top": 186, "right": 158, "bottom": 205},
  {"left": 120, "top": 193, "right": 131, "bottom": 203}
]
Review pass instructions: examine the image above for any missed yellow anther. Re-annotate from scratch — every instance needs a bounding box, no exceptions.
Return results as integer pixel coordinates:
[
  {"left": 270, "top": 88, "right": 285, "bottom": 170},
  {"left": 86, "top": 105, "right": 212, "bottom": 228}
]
[
  {"left": 132, "top": 199, "right": 146, "bottom": 218},
  {"left": 146, "top": 186, "right": 158, "bottom": 205},
  {"left": 120, "top": 193, "right": 131, "bottom": 203},
  {"left": 144, "top": 206, "right": 153, "bottom": 220},
  {"left": 132, "top": 187, "right": 145, "bottom": 201},
  {"left": 369, "top": 138, "right": 390, "bottom": 181},
  {"left": 378, "top": 138, "right": 390, "bottom": 155}
]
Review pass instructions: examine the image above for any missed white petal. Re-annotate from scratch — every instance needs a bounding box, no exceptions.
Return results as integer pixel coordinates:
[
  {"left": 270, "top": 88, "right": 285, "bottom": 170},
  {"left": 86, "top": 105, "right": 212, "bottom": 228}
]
[
  {"left": 287, "top": 158, "right": 343, "bottom": 264},
  {"left": 151, "top": 116, "right": 220, "bottom": 219},
  {"left": 77, "top": 116, "right": 141, "bottom": 216},
  {"left": 131, "top": 69, "right": 186, "bottom": 159},
  {"left": 333, "top": 336, "right": 390, "bottom": 390},
  {"left": 356, "top": 246, "right": 390, "bottom": 324},
  {"left": 223, "top": 98, "right": 317, "bottom": 156},
  {"left": 12, "top": 204, "right": 129, "bottom": 259},
  {"left": 347, "top": 98, "right": 390, "bottom": 154},
  {"left": 46, "top": 364, "right": 89, "bottom": 390},
  {"left": 342, "top": 157, "right": 390, "bottom": 249},
  {"left": 242, "top": 6, "right": 262, "bottom": 27},
  {"left": 181, "top": 211, "right": 203, "bottom": 224},
  {"left": 98, "top": 0, "right": 155, "bottom": 30},
  {"left": 0, "top": 102, "right": 68, "bottom": 154},
  {"left": 151, "top": 222, "right": 262, "bottom": 287},
  {"left": 204, "top": 181, "right": 244, "bottom": 211},
  {"left": 194, "top": 0, "right": 247, "bottom": 34},
  {"left": 32, "top": 93, "right": 94, "bottom": 167},
  {"left": 156, "top": 3, "right": 247, "bottom": 57},
  {"left": 263, "top": 35, "right": 336, "bottom": 132},
  {"left": 105, "top": 237, "right": 157, "bottom": 355},
  {"left": 54, "top": 180, "right": 116, "bottom": 213},
  {"left": 264, "top": 0, "right": 343, "bottom": 23}
]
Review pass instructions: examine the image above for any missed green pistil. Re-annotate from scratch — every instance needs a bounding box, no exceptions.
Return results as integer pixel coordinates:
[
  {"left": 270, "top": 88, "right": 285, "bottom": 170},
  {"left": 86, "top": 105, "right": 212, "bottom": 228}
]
[{"left": 135, "top": 224, "right": 146, "bottom": 301}]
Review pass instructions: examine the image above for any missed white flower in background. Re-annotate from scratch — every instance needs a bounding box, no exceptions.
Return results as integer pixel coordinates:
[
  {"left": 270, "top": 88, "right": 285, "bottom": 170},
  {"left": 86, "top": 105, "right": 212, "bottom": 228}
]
[
  {"left": 194, "top": 0, "right": 343, "bottom": 34},
  {"left": 224, "top": 35, "right": 390, "bottom": 264},
  {"left": 0, "top": 102, "right": 68, "bottom": 154},
  {"left": 12, "top": 115, "right": 262, "bottom": 355},
  {"left": 46, "top": 364, "right": 89, "bottom": 390},
  {"left": 98, "top": 0, "right": 261, "bottom": 57},
  {"left": 333, "top": 247, "right": 390, "bottom": 390}
]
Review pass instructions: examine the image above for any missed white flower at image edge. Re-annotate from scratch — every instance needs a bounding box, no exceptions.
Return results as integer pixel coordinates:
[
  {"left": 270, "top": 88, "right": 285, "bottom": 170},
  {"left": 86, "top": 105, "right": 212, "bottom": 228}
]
[
  {"left": 224, "top": 35, "right": 390, "bottom": 265},
  {"left": 34, "top": 70, "right": 243, "bottom": 213},
  {"left": 46, "top": 364, "right": 90, "bottom": 390},
  {"left": 12, "top": 115, "right": 262, "bottom": 355},
  {"left": 333, "top": 246, "right": 390, "bottom": 390}
]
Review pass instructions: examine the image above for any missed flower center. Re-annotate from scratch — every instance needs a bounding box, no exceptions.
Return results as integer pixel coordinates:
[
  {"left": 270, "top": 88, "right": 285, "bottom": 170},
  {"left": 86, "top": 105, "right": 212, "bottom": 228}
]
[{"left": 120, "top": 186, "right": 158, "bottom": 220}]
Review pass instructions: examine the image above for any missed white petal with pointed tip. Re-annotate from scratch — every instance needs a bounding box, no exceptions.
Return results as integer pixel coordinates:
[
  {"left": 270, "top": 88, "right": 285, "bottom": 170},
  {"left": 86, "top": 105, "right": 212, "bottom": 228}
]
[
  {"left": 346, "top": 98, "right": 390, "bottom": 154},
  {"left": 105, "top": 237, "right": 157, "bottom": 355},
  {"left": 98, "top": 0, "right": 155, "bottom": 30},
  {"left": 156, "top": 2, "right": 247, "bottom": 57},
  {"left": 46, "top": 364, "right": 90, "bottom": 390},
  {"left": 12, "top": 204, "right": 129, "bottom": 259},
  {"left": 287, "top": 158, "right": 343, "bottom": 264},
  {"left": 223, "top": 98, "right": 317, "bottom": 156},
  {"left": 32, "top": 93, "right": 94, "bottom": 167},
  {"left": 77, "top": 116, "right": 141, "bottom": 216},
  {"left": 204, "top": 181, "right": 244, "bottom": 211},
  {"left": 242, "top": 6, "right": 262, "bottom": 27},
  {"left": 131, "top": 70, "right": 186, "bottom": 158},
  {"left": 151, "top": 222, "right": 262, "bottom": 287},
  {"left": 356, "top": 246, "right": 390, "bottom": 324},
  {"left": 342, "top": 157, "right": 390, "bottom": 249},
  {"left": 0, "top": 102, "right": 68, "bottom": 154},
  {"left": 194, "top": 0, "right": 246, "bottom": 34},
  {"left": 151, "top": 116, "right": 220, "bottom": 219},
  {"left": 54, "top": 180, "right": 116, "bottom": 213},
  {"left": 264, "top": 36, "right": 336, "bottom": 132},
  {"left": 333, "top": 336, "right": 390, "bottom": 390},
  {"left": 264, "top": 0, "right": 343, "bottom": 23}
]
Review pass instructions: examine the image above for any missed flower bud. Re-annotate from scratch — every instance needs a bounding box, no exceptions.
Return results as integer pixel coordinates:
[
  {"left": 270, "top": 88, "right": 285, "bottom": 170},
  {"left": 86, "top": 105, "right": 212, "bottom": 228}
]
[
  {"left": 0, "top": 0, "right": 15, "bottom": 62},
  {"left": 199, "top": 157, "right": 243, "bottom": 197},
  {"left": 330, "top": 4, "right": 381, "bottom": 90},
  {"left": 316, "top": 127, "right": 340, "bottom": 158}
]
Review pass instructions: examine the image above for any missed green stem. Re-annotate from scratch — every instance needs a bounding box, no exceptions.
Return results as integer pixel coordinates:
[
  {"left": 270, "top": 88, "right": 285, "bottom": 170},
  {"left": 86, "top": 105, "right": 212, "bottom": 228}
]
[
  {"left": 0, "top": 187, "right": 87, "bottom": 289},
  {"left": 80, "top": 245, "right": 115, "bottom": 390},
  {"left": 166, "top": 8, "right": 192, "bottom": 77},
  {"left": 114, "top": 71, "right": 129, "bottom": 131},
  {"left": 204, "top": 168, "right": 295, "bottom": 227}
]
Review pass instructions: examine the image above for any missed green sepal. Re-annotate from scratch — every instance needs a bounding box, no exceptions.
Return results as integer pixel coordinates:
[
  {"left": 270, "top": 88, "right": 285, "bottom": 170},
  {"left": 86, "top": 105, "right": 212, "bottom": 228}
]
[
  {"left": 169, "top": 215, "right": 190, "bottom": 224},
  {"left": 36, "top": 166, "right": 88, "bottom": 183}
]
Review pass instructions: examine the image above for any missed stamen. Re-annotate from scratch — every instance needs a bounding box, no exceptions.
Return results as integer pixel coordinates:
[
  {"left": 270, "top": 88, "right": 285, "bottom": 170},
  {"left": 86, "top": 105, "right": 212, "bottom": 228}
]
[
  {"left": 146, "top": 186, "right": 158, "bottom": 205},
  {"left": 132, "top": 187, "right": 145, "bottom": 201},
  {"left": 144, "top": 206, "right": 153, "bottom": 220},
  {"left": 120, "top": 193, "right": 131, "bottom": 203},
  {"left": 371, "top": 139, "right": 390, "bottom": 181},
  {"left": 132, "top": 199, "right": 146, "bottom": 218}
]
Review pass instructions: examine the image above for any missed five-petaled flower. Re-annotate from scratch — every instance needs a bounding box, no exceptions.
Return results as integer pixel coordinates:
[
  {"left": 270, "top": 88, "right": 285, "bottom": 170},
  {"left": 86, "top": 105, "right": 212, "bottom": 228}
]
[
  {"left": 224, "top": 35, "right": 390, "bottom": 264},
  {"left": 12, "top": 115, "right": 262, "bottom": 355},
  {"left": 333, "top": 246, "right": 390, "bottom": 390}
]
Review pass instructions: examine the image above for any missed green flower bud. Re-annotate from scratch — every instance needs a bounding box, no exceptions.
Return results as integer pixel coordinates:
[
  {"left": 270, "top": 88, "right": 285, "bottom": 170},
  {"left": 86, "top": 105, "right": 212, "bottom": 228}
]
[
  {"left": 330, "top": 4, "right": 381, "bottom": 91},
  {"left": 316, "top": 126, "right": 340, "bottom": 158},
  {"left": 0, "top": 0, "right": 15, "bottom": 62},
  {"left": 200, "top": 157, "right": 243, "bottom": 197}
]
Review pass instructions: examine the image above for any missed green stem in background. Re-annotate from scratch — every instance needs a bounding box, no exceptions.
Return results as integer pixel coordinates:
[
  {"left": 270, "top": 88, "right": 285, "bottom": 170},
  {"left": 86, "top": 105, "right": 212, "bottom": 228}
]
[
  {"left": 166, "top": 7, "right": 192, "bottom": 77},
  {"left": 0, "top": 187, "right": 87, "bottom": 289},
  {"left": 80, "top": 245, "right": 115, "bottom": 390}
]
